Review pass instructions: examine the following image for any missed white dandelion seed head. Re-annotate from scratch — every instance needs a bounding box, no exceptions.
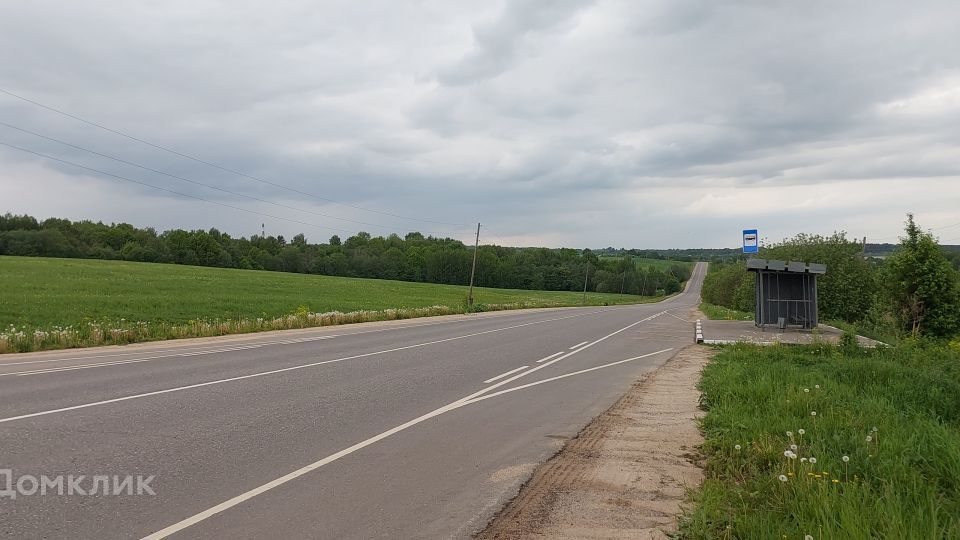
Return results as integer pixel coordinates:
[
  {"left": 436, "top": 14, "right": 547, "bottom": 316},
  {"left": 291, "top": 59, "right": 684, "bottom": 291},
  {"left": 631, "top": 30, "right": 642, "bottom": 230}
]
[
  {"left": 806, "top": 535, "right": 814, "bottom": 540},
  {"left": 866, "top": 435, "right": 873, "bottom": 442},
  {"left": 842, "top": 456, "right": 850, "bottom": 462},
  {"left": 801, "top": 457, "right": 807, "bottom": 462},
  {"left": 735, "top": 444, "right": 742, "bottom": 451},
  {"left": 872, "top": 426, "right": 878, "bottom": 432},
  {"left": 804, "top": 388, "right": 810, "bottom": 393},
  {"left": 790, "top": 444, "right": 798, "bottom": 451},
  {"left": 815, "top": 384, "right": 820, "bottom": 389},
  {"left": 786, "top": 431, "right": 793, "bottom": 437},
  {"left": 809, "top": 457, "right": 817, "bottom": 464},
  {"left": 798, "top": 429, "right": 806, "bottom": 435},
  {"left": 811, "top": 411, "right": 817, "bottom": 416},
  {"left": 779, "top": 475, "right": 788, "bottom": 482}
]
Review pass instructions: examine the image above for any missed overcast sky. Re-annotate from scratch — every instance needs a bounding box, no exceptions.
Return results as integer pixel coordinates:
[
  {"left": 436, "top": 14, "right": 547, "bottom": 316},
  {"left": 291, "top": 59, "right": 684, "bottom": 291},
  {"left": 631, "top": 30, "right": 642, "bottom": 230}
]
[{"left": 1, "top": 0, "right": 959, "bottom": 249}]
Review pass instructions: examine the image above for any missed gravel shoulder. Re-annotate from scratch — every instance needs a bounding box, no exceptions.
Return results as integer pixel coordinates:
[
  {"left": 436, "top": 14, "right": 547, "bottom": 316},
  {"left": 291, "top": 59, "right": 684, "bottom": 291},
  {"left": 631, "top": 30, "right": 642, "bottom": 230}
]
[{"left": 477, "top": 344, "right": 714, "bottom": 539}]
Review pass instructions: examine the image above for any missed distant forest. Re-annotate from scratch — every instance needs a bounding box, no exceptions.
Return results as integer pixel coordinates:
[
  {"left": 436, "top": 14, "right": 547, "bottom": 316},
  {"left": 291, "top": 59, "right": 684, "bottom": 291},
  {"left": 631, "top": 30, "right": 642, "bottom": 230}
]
[{"left": 0, "top": 214, "right": 693, "bottom": 295}]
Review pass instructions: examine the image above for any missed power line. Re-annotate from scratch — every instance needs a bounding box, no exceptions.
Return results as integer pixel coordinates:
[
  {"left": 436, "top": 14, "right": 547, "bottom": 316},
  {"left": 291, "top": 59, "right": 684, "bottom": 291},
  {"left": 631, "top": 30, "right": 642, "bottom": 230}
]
[
  {"left": 0, "top": 86, "right": 469, "bottom": 228},
  {"left": 934, "top": 221, "right": 960, "bottom": 231},
  {"left": 0, "top": 120, "right": 467, "bottom": 238},
  {"left": 0, "top": 140, "right": 411, "bottom": 238}
]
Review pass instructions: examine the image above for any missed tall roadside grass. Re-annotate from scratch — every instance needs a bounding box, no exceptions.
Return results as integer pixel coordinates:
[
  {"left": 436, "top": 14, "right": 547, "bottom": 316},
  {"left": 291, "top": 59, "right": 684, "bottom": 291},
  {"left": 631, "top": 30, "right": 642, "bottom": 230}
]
[
  {"left": 681, "top": 342, "right": 960, "bottom": 539},
  {"left": 699, "top": 302, "right": 753, "bottom": 321},
  {"left": 0, "top": 300, "right": 586, "bottom": 353}
]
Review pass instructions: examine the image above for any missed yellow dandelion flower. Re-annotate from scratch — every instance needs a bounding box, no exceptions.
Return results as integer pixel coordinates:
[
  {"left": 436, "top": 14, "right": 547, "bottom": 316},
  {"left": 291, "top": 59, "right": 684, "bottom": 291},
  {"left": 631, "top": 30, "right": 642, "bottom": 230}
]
[
  {"left": 823, "top": 472, "right": 830, "bottom": 476},
  {"left": 815, "top": 474, "right": 822, "bottom": 478},
  {"left": 832, "top": 479, "right": 840, "bottom": 483}
]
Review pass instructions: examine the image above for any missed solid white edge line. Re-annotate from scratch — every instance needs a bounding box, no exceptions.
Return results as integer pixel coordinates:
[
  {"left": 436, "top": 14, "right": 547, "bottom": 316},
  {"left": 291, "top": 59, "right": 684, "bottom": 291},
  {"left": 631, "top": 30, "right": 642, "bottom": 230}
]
[
  {"left": 0, "top": 310, "right": 614, "bottom": 425},
  {"left": 568, "top": 341, "right": 588, "bottom": 350},
  {"left": 464, "top": 348, "right": 673, "bottom": 405},
  {"left": 483, "top": 365, "right": 530, "bottom": 384},
  {"left": 0, "top": 306, "right": 620, "bottom": 369},
  {"left": 139, "top": 315, "right": 672, "bottom": 540}
]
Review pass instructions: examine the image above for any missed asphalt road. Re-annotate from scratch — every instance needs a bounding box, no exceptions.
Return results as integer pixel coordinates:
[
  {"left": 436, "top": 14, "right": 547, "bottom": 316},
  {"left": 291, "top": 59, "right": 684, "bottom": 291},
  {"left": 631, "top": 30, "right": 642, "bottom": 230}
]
[{"left": 0, "top": 262, "right": 706, "bottom": 539}]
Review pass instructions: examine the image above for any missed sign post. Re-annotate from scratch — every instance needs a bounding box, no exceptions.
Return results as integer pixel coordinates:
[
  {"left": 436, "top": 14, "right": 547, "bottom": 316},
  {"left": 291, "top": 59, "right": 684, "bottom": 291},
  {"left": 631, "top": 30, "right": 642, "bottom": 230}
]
[{"left": 742, "top": 229, "right": 758, "bottom": 254}]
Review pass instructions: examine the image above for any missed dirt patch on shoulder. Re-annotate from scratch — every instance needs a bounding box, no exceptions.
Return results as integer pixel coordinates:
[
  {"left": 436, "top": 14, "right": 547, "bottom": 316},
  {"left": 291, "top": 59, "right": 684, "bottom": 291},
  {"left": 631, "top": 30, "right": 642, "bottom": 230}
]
[{"left": 477, "top": 345, "right": 714, "bottom": 540}]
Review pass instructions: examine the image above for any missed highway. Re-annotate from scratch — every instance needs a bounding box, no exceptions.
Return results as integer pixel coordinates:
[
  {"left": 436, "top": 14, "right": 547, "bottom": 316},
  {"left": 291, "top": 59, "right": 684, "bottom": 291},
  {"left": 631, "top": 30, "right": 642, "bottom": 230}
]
[{"left": 0, "top": 262, "right": 706, "bottom": 539}]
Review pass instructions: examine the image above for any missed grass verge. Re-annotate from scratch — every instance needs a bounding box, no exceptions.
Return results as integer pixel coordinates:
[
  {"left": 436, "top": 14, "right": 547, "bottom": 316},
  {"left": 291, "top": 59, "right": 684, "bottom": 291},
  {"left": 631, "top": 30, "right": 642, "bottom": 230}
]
[
  {"left": 699, "top": 302, "right": 753, "bottom": 321},
  {"left": 0, "top": 256, "right": 664, "bottom": 353},
  {"left": 681, "top": 342, "right": 960, "bottom": 539}
]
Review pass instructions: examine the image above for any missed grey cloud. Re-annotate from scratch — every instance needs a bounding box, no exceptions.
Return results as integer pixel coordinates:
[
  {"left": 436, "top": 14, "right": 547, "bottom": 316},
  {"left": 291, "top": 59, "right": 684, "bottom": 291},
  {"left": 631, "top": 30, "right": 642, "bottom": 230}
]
[{"left": 1, "top": 0, "right": 959, "bottom": 249}]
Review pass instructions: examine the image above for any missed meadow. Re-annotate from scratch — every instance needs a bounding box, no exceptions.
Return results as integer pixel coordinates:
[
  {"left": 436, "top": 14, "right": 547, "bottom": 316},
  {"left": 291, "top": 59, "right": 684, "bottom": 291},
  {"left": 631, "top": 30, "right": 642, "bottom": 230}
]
[
  {"left": 598, "top": 255, "right": 693, "bottom": 272},
  {"left": 682, "top": 342, "right": 960, "bottom": 539},
  {"left": 0, "top": 256, "right": 659, "bottom": 352}
]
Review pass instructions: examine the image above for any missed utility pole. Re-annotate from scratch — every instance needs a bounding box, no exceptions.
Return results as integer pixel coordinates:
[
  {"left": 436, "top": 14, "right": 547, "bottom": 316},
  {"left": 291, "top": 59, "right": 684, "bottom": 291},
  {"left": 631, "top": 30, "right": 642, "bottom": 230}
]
[
  {"left": 261, "top": 223, "right": 265, "bottom": 238},
  {"left": 619, "top": 256, "right": 630, "bottom": 301},
  {"left": 467, "top": 223, "right": 480, "bottom": 307},
  {"left": 582, "top": 263, "right": 590, "bottom": 304},
  {"left": 862, "top": 236, "right": 867, "bottom": 258}
]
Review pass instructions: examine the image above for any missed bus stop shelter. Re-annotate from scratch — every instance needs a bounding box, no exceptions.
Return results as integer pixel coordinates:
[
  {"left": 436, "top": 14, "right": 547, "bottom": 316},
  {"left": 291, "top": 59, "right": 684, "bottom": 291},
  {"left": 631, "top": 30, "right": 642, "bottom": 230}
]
[{"left": 746, "top": 259, "right": 826, "bottom": 330}]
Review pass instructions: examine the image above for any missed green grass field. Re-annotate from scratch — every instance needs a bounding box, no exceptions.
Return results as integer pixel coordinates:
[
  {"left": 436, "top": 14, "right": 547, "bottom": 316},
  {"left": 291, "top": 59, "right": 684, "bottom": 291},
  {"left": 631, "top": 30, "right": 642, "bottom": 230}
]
[
  {"left": 598, "top": 256, "right": 693, "bottom": 271},
  {"left": 0, "top": 256, "right": 661, "bottom": 351},
  {"left": 682, "top": 342, "right": 960, "bottom": 539}
]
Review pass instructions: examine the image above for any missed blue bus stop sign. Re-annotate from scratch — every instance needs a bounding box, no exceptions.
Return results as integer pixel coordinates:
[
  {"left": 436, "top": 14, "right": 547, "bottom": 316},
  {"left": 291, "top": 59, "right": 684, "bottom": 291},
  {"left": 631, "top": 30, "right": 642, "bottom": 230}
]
[{"left": 743, "top": 229, "right": 759, "bottom": 253}]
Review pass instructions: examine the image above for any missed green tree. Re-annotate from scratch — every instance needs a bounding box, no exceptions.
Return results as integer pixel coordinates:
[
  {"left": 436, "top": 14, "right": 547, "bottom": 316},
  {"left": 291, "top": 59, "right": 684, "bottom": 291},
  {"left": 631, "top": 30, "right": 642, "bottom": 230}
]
[{"left": 883, "top": 214, "right": 960, "bottom": 338}]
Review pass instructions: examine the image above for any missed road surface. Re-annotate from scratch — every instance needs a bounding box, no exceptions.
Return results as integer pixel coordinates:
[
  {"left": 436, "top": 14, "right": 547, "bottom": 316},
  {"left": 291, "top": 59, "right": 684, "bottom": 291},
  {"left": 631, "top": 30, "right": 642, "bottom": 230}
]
[{"left": 0, "top": 263, "right": 706, "bottom": 539}]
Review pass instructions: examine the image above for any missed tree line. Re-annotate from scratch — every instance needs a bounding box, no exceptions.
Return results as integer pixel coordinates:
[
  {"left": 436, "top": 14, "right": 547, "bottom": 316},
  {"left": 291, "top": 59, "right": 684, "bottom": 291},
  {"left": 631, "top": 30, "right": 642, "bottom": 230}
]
[
  {"left": 701, "top": 215, "right": 960, "bottom": 339},
  {"left": 0, "top": 213, "right": 691, "bottom": 295}
]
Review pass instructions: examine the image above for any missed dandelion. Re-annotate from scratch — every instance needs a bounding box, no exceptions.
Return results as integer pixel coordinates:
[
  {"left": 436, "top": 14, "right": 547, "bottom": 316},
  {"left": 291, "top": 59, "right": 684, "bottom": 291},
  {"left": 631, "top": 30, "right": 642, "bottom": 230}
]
[
  {"left": 842, "top": 455, "right": 850, "bottom": 462},
  {"left": 801, "top": 457, "right": 808, "bottom": 462},
  {"left": 798, "top": 429, "right": 805, "bottom": 435},
  {"left": 866, "top": 435, "right": 872, "bottom": 442},
  {"left": 790, "top": 444, "right": 798, "bottom": 451},
  {"left": 786, "top": 431, "right": 793, "bottom": 437},
  {"left": 806, "top": 535, "right": 814, "bottom": 540},
  {"left": 804, "top": 388, "right": 810, "bottom": 393},
  {"left": 832, "top": 479, "right": 840, "bottom": 483},
  {"left": 809, "top": 457, "right": 817, "bottom": 464},
  {"left": 779, "top": 475, "right": 789, "bottom": 482},
  {"left": 734, "top": 444, "right": 742, "bottom": 451},
  {"left": 872, "top": 427, "right": 878, "bottom": 432},
  {"left": 811, "top": 411, "right": 817, "bottom": 416},
  {"left": 815, "top": 384, "right": 820, "bottom": 389}
]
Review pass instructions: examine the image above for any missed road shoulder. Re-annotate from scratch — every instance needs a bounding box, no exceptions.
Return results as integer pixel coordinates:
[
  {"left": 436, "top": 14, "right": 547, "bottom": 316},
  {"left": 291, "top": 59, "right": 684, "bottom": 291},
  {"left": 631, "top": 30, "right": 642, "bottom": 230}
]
[{"left": 477, "top": 345, "right": 713, "bottom": 539}]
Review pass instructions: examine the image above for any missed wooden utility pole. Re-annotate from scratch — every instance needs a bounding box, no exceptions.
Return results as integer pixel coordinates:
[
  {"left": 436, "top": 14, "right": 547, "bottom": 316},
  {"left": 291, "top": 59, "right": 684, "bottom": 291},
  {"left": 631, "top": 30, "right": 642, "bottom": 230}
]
[
  {"left": 582, "top": 263, "right": 590, "bottom": 304},
  {"left": 467, "top": 223, "right": 480, "bottom": 307}
]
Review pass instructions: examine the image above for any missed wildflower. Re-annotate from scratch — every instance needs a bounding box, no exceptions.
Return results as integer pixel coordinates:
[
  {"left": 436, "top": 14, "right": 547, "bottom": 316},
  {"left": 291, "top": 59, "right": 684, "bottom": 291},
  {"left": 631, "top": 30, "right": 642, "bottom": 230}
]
[
  {"left": 811, "top": 411, "right": 817, "bottom": 416},
  {"left": 823, "top": 472, "right": 829, "bottom": 476},
  {"left": 787, "top": 472, "right": 794, "bottom": 477},
  {"left": 804, "top": 388, "right": 810, "bottom": 393},
  {"left": 734, "top": 444, "right": 741, "bottom": 451},
  {"left": 779, "top": 475, "right": 788, "bottom": 482},
  {"left": 866, "top": 435, "right": 872, "bottom": 442},
  {"left": 790, "top": 444, "right": 798, "bottom": 451},
  {"left": 798, "top": 429, "right": 805, "bottom": 435},
  {"left": 801, "top": 457, "right": 807, "bottom": 462},
  {"left": 815, "top": 384, "right": 820, "bottom": 389},
  {"left": 832, "top": 479, "right": 840, "bottom": 483},
  {"left": 842, "top": 455, "right": 850, "bottom": 463},
  {"left": 806, "top": 536, "right": 814, "bottom": 540},
  {"left": 786, "top": 431, "right": 793, "bottom": 437},
  {"left": 809, "top": 457, "right": 817, "bottom": 464},
  {"left": 872, "top": 426, "right": 878, "bottom": 432}
]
